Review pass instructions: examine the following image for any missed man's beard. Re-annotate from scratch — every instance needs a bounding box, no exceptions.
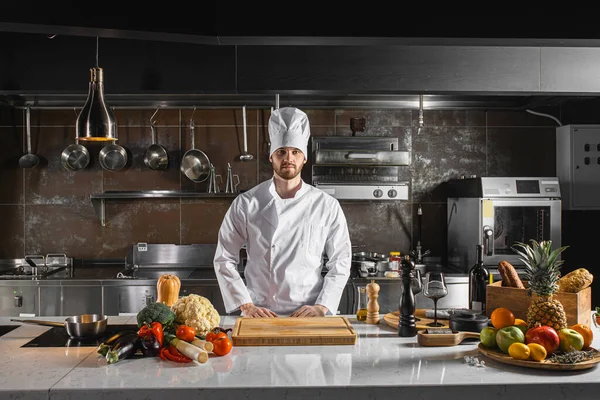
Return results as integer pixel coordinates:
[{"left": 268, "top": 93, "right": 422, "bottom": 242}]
[{"left": 275, "top": 162, "right": 302, "bottom": 180}]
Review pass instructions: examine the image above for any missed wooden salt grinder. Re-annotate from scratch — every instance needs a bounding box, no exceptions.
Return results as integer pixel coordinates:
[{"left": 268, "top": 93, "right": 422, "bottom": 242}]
[{"left": 366, "top": 279, "right": 380, "bottom": 324}]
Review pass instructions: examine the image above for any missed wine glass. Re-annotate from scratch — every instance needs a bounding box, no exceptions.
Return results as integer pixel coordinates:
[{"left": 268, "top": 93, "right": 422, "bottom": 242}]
[
  {"left": 424, "top": 271, "right": 448, "bottom": 327},
  {"left": 411, "top": 269, "right": 423, "bottom": 321}
]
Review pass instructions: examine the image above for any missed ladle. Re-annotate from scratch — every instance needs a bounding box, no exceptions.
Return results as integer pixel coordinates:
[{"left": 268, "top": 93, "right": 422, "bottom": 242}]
[
  {"left": 239, "top": 105, "right": 254, "bottom": 161},
  {"left": 19, "top": 106, "right": 39, "bottom": 168}
]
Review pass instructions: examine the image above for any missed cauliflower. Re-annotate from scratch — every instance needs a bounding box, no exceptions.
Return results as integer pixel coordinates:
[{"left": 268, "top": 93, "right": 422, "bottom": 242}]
[{"left": 171, "top": 294, "right": 220, "bottom": 336}]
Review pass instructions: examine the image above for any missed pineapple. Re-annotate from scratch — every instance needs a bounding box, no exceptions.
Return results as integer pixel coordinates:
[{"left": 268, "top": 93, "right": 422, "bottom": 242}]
[{"left": 512, "top": 239, "right": 569, "bottom": 331}]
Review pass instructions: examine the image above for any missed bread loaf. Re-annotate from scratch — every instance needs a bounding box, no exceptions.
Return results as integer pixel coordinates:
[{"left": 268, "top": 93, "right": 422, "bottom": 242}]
[
  {"left": 498, "top": 261, "right": 525, "bottom": 288},
  {"left": 557, "top": 268, "right": 593, "bottom": 293}
]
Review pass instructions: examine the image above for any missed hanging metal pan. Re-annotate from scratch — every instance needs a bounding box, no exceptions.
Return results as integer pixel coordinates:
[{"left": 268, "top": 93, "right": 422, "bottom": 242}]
[
  {"left": 181, "top": 118, "right": 210, "bottom": 182},
  {"left": 99, "top": 140, "right": 127, "bottom": 171},
  {"left": 144, "top": 114, "right": 168, "bottom": 171},
  {"left": 61, "top": 138, "right": 90, "bottom": 171}
]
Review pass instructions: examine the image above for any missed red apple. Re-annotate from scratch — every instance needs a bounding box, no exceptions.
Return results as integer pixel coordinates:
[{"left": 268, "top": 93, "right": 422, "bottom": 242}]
[{"left": 525, "top": 325, "right": 560, "bottom": 355}]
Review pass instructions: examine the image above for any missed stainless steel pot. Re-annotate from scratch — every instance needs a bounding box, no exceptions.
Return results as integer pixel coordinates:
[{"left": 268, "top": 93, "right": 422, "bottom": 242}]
[
  {"left": 181, "top": 118, "right": 210, "bottom": 182},
  {"left": 99, "top": 141, "right": 127, "bottom": 171},
  {"left": 61, "top": 139, "right": 90, "bottom": 171},
  {"left": 11, "top": 314, "right": 108, "bottom": 338}
]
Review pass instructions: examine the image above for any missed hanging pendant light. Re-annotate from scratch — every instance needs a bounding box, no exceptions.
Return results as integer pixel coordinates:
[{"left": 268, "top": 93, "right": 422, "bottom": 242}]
[{"left": 76, "top": 37, "right": 117, "bottom": 142}]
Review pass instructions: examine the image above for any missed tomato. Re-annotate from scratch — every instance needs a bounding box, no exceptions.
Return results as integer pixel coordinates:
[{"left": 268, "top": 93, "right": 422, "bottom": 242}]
[
  {"left": 212, "top": 336, "right": 233, "bottom": 356},
  {"left": 206, "top": 331, "right": 228, "bottom": 343},
  {"left": 176, "top": 325, "right": 196, "bottom": 342}
]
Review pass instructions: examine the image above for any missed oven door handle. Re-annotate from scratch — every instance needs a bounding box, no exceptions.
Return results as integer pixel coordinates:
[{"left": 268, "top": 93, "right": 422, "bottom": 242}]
[
  {"left": 346, "top": 152, "right": 378, "bottom": 160},
  {"left": 483, "top": 225, "right": 494, "bottom": 256}
]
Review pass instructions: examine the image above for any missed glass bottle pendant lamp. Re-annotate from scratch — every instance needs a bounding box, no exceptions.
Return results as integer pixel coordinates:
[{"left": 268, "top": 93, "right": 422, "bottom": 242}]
[{"left": 76, "top": 37, "right": 117, "bottom": 142}]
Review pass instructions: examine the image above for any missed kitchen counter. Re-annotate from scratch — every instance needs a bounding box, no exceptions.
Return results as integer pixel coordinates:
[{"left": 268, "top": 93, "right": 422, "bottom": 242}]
[{"left": 1, "top": 314, "right": 599, "bottom": 400}]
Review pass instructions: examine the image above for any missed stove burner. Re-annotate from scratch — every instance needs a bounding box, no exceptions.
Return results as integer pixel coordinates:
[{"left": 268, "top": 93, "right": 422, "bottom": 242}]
[{"left": 21, "top": 324, "right": 138, "bottom": 348}]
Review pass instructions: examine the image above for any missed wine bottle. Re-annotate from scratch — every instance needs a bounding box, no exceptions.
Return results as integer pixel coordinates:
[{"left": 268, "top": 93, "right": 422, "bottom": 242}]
[{"left": 469, "top": 244, "right": 490, "bottom": 313}]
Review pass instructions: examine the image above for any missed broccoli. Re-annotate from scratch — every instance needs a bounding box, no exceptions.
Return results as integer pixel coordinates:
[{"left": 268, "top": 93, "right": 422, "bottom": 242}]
[{"left": 136, "top": 302, "right": 176, "bottom": 328}]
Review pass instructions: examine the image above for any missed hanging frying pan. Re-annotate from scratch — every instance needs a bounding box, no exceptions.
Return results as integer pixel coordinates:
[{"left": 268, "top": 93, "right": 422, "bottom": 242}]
[
  {"left": 144, "top": 108, "right": 168, "bottom": 170},
  {"left": 99, "top": 139, "right": 127, "bottom": 171},
  {"left": 181, "top": 117, "right": 210, "bottom": 182},
  {"left": 61, "top": 138, "right": 90, "bottom": 171}
]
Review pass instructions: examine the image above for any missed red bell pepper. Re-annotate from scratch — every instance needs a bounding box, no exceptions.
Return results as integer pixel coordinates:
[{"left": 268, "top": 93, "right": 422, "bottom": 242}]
[{"left": 138, "top": 321, "right": 164, "bottom": 347}]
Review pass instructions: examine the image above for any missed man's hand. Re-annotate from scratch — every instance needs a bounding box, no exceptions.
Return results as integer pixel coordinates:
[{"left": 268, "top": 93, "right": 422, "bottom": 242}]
[
  {"left": 290, "top": 304, "right": 328, "bottom": 317},
  {"left": 240, "top": 303, "right": 278, "bottom": 318}
]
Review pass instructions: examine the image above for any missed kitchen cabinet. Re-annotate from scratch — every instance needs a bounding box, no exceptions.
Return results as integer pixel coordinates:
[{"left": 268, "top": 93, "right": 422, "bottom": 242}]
[
  {"left": 103, "top": 284, "right": 157, "bottom": 315},
  {"left": 39, "top": 284, "right": 103, "bottom": 316},
  {"left": 0, "top": 284, "right": 38, "bottom": 316}
]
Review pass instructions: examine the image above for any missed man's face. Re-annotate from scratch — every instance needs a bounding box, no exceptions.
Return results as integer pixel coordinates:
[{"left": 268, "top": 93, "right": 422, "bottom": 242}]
[{"left": 270, "top": 147, "right": 306, "bottom": 180}]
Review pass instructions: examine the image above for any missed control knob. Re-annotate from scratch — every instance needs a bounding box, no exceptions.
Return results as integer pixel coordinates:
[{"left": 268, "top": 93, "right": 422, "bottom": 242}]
[
  {"left": 388, "top": 189, "right": 397, "bottom": 198},
  {"left": 373, "top": 189, "right": 383, "bottom": 198}
]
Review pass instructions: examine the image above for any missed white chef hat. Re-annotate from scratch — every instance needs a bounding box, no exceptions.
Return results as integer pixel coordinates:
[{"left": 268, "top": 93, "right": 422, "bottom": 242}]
[{"left": 268, "top": 107, "right": 310, "bottom": 158}]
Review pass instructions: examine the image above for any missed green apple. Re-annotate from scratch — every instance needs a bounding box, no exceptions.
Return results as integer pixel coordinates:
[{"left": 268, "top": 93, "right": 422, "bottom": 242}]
[
  {"left": 480, "top": 327, "right": 498, "bottom": 348},
  {"left": 559, "top": 328, "right": 584, "bottom": 352},
  {"left": 496, "top": 326, "right": 525, "bottom": 354}
]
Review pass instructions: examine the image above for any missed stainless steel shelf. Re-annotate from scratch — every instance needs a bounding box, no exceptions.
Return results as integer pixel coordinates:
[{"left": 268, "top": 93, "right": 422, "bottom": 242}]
[{"left": 90, "top": 190, "right": 239, "bottom": 227}]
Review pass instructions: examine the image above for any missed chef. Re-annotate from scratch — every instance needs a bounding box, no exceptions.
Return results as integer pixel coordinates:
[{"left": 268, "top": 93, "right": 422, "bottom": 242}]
[{"left": 213, "top": 107, "right": 352, "bottom": 318}]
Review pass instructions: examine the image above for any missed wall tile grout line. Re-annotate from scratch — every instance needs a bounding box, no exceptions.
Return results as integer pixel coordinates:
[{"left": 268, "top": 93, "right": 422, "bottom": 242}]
[{"left": 179, "top": 108, "right": 182, "bottom": 246}]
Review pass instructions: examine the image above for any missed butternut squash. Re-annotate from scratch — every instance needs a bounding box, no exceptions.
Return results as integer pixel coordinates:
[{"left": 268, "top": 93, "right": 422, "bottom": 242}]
[{"left": 156, "top": 274, "right": 181, "bottom": 307}]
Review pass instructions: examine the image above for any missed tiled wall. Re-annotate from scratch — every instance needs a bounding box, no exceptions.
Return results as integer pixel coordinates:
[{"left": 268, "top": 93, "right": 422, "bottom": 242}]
[{"left": 0, "top": 106, "right": 559, "bottom": 263}]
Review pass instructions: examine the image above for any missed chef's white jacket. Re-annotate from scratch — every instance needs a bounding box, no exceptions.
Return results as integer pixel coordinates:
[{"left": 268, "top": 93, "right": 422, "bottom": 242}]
[{"left": 213, "top": 178, "right": 352, "bottom": 315}]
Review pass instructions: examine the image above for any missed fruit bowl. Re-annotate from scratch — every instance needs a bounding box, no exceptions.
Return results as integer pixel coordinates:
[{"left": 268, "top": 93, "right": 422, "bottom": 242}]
[{"left": 478, "top": 344, "right": 600, "bottom": 371}]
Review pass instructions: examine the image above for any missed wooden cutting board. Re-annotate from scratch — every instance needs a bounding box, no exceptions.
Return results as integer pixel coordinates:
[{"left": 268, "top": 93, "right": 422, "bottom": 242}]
[
  {"left": 231, "top": 316, "right": 357, "bottom": 346},
  {"left": 383, "top": 310, "right": 450, "bottom": 331}
]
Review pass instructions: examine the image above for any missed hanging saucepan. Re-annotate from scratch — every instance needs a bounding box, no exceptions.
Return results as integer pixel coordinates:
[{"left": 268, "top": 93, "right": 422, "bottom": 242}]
[
  {"left": 144, "top": 108, "right": 168, "bottom": 170},
  {"left": 19, "top": 106, "right": 40, "bottom": 168},
  {"left": 11, "top": 314, "right": 108, "bottom": 338},
  {"left": 181, "top": 117, "right": 210, "bottom": 182},
  {"left": 99, "top": 139, "right": 127, "bottom": 171},
  {"left": 61, "top": 138, "right": 90, "bottom": 171}
]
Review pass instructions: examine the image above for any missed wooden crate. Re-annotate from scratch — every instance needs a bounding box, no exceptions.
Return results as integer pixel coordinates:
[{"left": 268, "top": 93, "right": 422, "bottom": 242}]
[{"left": 486, "top": 281, "right": 592, "bottom": 327}]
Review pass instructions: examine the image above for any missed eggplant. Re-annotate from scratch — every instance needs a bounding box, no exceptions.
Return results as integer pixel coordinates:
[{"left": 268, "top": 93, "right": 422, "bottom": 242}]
[
  {"left": 140, "top": 334, "right": 161, "bottom": 357},
  {"left": 97, "top": 330, "right": 138, "bottom": 357},
  {"left": 105, "top": 333, "right": 141, "bottom": 364}
]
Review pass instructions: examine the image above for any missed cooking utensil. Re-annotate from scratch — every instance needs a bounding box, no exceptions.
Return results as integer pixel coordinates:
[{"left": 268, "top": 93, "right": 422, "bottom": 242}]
[
  {"left": 144, "top": 108, "right": 168, "bottom": 170},
  {"left": 61, "top": 138, "right": 90, "bottom": 171},
  {"left": 181, "top": 117, "right": 211, "bottom": 182},
  {"left": 99, "top": 139, "right": 127, "bottom": 171},
  {"left": 448, "top": 310, "right": 489, "bottom": 333},
  {"left": 19, "top": 106, "right": 39, "bottom": 168},
  {"left": 11, "top": 314, "right": 108, "bottom": 338},
  {"left": 225, "top": 163, "right": 240, "bottom": 193},
  {"left": 207, "top": 163, "right": 223, "bottom": 193},
  {"left": 417, "top": 328, "right": 480, "bottom": 346},
  {"left": 239, "top": 105, "right": 253, "bottom": 161}
]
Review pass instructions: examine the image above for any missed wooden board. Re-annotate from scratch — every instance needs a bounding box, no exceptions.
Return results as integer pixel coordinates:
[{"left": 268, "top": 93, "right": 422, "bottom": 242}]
[
  {"left": 417, "top": 330, "right": 480, "bottom": 346},
  {"left": 478, "top": 344, "right": 600, "bottom": 371},
  {"left": 383, "top": 310, "right": 450, "bottom": 331},
  {"left": 231, "top": 316, "right": 357, "bottom": 346},
  {"left": 486, "top": 281, "right": 591, "bottom": 327}
]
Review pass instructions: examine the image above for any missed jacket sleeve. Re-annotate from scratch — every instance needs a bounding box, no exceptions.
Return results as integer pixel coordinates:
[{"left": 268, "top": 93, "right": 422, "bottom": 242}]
[
  {"left": 315, "top": 202, "right": 352, "bottom": 315},
  {"left": 213, "top": 197, "right": 253, "bottom": 313}
]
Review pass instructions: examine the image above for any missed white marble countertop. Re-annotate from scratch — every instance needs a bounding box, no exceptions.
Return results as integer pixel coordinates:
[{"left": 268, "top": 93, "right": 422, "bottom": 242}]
[{"left": 1, "top": 314, "right": 599, "bottom": 400}]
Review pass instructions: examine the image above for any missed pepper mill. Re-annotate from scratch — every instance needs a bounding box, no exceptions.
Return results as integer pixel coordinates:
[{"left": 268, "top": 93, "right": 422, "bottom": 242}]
[
  {"left": 366, "top": 279, "right": 380, "bottom": 324},
  {"left": 398, "top": 255, "right": 417, "bottom": 337}
]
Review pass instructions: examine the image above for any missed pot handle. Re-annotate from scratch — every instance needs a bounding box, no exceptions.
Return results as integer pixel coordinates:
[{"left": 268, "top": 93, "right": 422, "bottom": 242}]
[{"left": 10, "top": 319, "right": 65, "bottom": 328}]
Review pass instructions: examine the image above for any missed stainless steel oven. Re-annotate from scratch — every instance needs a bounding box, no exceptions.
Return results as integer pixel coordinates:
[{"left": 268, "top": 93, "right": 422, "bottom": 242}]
[
  {"left": 311, "top": 136, "right": 410, "bottom": 200},
  {"left": 446, "top": 177, "right": 562, "bottom": 274}
]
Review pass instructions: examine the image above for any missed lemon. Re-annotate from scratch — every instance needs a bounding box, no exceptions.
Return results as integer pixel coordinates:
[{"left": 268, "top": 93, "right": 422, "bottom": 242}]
[
  {"left": 527, "top": 343, "right": 547, "bottom": 361},
  {"left": 508, "top": 342, "right": 531, "bottom": 360}
]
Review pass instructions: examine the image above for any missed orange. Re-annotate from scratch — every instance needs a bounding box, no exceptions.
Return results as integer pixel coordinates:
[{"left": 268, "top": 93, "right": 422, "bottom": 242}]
[
  {"left": 514, "top": 318, "right": 528, "bottom": 335},
  {"left": 570, "top": 324, "right": 593, "bottom": 349},
  {"left": 491, "top": 307, "right": 516, "bottom": 329}
]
